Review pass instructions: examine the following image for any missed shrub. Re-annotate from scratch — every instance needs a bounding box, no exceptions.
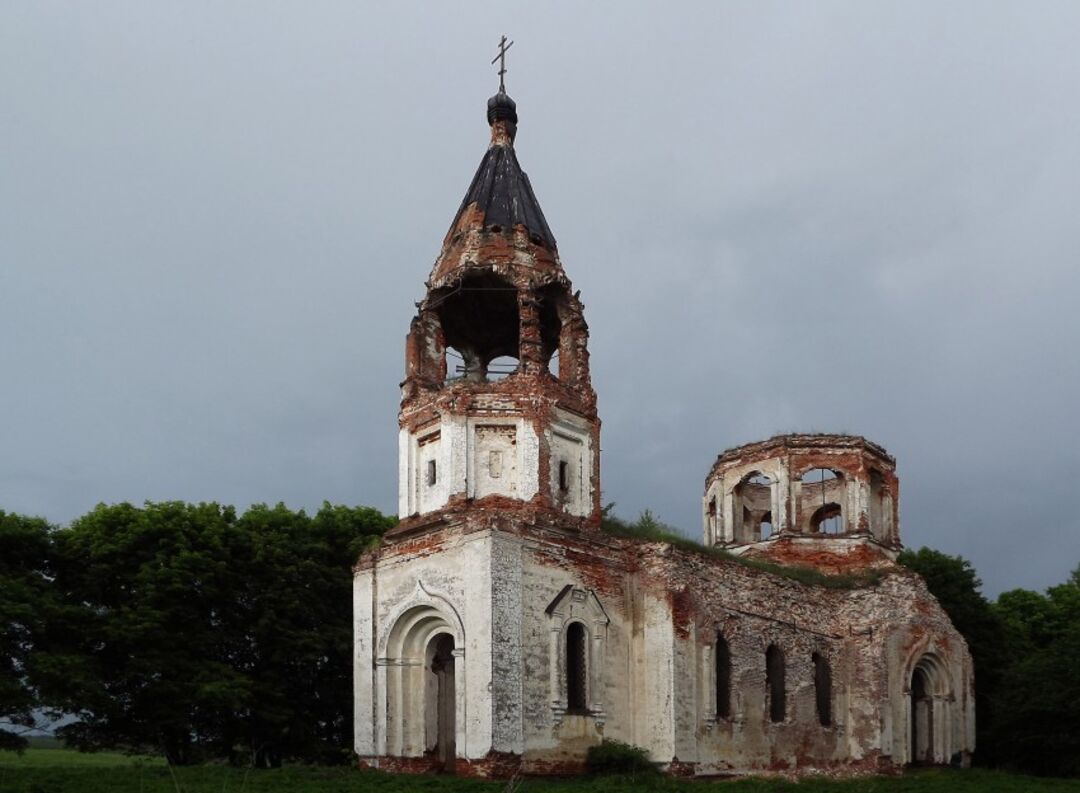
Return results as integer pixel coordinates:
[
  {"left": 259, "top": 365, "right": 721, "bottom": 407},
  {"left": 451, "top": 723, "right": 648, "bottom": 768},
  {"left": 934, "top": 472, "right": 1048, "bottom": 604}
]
[{"left": 585, "top": 739, "right": 656, "bottom": 775}]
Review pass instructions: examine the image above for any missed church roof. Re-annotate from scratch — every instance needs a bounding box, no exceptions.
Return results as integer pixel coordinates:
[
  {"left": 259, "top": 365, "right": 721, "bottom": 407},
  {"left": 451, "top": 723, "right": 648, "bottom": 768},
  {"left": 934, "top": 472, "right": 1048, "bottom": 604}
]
[{"left": 445, "top": 91, "right": 557, "bottom": 251}]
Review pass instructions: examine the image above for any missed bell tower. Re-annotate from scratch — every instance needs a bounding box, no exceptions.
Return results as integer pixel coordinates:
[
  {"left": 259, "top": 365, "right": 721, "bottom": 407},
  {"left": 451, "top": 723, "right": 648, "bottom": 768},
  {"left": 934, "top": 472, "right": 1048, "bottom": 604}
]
[{"left": 395, "top": 87, "right": 600, "bottom": 530}]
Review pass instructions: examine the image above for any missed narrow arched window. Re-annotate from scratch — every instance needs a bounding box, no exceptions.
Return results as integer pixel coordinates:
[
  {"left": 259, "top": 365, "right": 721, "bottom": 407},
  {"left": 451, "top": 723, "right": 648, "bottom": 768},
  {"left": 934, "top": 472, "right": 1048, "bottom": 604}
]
[
  {"left": 813, "top": 652, "right": 833, "bottom": 726},
  {"left": 715, "top": 634, "right": 732, "bottom": 719},
  {"left": 766, "top": 644, "right": 785, "bottom": 723},
  {"left": 566, "top": 622, "right": 588, "bottom": 713}
]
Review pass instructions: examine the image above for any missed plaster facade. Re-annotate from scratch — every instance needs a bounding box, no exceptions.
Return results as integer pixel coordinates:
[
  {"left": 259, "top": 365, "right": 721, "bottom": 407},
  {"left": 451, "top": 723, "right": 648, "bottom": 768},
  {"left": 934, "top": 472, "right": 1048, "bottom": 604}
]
[{"left": 354, "top": 88, "right": 974, "bottom": 778}]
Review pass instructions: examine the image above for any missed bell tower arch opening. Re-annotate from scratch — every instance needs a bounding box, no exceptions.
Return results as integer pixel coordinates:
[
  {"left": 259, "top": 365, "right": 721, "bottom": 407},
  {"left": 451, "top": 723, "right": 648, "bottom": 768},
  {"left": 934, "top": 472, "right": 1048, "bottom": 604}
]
[{"left": 435, "top": 270, "right": 520, "bottom": 383}]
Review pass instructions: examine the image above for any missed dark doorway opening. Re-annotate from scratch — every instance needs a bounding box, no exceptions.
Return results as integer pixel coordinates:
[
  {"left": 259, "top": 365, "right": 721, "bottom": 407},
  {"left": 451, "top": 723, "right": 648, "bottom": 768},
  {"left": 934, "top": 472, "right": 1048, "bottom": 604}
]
[
  {"left": 910, "top": 666, "right": 933, "bottom": 765},
  {"left": 429, "top": 634, "right": 456, "bottom": 772}
]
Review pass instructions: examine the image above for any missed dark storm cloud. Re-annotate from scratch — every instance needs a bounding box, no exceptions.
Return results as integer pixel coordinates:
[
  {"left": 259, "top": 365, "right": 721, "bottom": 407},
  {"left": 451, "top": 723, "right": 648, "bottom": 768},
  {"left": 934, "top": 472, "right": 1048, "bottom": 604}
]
[{"left": 2, "top": 2, "right": 1078, "bottom": 596}]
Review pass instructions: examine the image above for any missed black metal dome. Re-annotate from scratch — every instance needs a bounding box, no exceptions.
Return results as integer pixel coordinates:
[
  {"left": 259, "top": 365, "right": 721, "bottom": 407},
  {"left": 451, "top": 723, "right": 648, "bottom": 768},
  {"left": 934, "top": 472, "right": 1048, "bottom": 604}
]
[{"left": 486, "top": 91, "right": 518, "bottom": 125}]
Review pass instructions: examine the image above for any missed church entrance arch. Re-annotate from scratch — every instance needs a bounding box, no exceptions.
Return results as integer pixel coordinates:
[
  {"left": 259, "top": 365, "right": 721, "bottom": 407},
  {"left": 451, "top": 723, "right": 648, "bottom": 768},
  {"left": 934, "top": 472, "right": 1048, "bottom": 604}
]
[{"left": 379, "top": 597, "right": 464, "bottom": 767}]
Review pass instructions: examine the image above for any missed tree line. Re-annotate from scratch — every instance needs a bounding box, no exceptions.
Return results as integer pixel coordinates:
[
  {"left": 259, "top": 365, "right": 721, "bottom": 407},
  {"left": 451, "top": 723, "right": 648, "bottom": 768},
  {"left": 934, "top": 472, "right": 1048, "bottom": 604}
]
[
  {"left": 0, "top": 502, "right": 394, "bottom": 767},
  {"left": 2, "top": 502, "right": 1078, "bottom": 776}
]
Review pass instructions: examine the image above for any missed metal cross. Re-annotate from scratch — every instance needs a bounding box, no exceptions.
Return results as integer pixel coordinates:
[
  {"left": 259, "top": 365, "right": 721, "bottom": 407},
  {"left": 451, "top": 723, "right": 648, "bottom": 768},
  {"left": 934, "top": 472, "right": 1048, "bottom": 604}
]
[{"left": 491, "top": 35, "right": 514, "bottom": 93}]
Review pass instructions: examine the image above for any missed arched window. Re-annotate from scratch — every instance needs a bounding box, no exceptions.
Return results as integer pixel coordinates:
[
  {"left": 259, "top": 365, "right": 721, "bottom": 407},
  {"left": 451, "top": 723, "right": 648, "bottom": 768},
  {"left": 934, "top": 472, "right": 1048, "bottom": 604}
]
[
  {"left": 734, "top": 472, "right": 773, "bottom": 544},
  {"left": 715, "top": 633, "right": 732, "bottom": 719},
  {"left": 812, "top": 652, "right": 832, "bottom": 726},
  {"left": 566, "top": 622, "right": 588, "bottom": 713},
  {"left": 800, "top": 468, "right": 843, "bottom": 533},
  {"left": 766, "top": 644, "right": 786, "bottom": 723}
]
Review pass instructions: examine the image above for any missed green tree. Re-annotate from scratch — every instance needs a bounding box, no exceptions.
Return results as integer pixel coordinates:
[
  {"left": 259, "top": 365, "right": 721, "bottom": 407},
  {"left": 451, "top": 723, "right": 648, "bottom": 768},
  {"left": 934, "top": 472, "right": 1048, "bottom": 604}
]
[
  {"left": 0, "top": 511, "right": 54, "bottom": 751},
  {"left": 992, "top": 568, "right": 1080, "bottom": 776},
  {"left": 41, "top": 500, "right": 394, "bottom": 766},
  {"left": 228, "top": 503, "right": 393, "bottom": 767},
  {"left": 897, "top": 547, "right": 1006, "bottom": 765},
  {"left": 46, "top": 501, "right": 245, "bottom": 764}
]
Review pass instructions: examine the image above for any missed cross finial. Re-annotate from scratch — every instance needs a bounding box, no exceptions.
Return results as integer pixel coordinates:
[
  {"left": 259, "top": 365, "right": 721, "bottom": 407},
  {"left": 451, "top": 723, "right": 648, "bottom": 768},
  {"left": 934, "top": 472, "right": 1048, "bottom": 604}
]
[{"left": 491, "top": 35, "right": 514, "bottom": 93}]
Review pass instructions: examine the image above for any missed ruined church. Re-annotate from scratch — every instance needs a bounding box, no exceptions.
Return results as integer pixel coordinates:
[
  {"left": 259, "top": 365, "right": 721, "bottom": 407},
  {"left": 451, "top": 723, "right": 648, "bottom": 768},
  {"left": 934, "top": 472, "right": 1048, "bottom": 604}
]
[{"left": 353, "top": 83, "right": 975, "bottom": 777}]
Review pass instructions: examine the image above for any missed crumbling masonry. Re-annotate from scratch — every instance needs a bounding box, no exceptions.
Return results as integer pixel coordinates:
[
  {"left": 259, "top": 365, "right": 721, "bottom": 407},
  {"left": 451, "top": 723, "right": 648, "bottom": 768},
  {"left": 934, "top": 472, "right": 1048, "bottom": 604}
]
[{"left": 354, "top": 89, "right": 975, "bottom": 777}]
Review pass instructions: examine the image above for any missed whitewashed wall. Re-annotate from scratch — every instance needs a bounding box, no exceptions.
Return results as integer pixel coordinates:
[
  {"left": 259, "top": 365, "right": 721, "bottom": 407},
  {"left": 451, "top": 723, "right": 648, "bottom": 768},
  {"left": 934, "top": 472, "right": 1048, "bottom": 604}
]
[{"left": 355, "top": 531, "right": 499, "bottom": 761}]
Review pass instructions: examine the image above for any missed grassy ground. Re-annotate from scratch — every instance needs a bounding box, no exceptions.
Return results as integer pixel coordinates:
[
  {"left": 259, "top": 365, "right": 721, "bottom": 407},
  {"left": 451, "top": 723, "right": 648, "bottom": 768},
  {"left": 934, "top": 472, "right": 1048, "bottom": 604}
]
[
  {"left": 1, "top": 747, "right": 1078, "bottom": 793},
  {"left": 0, "top": 738, "right": 162, "bottom": 768}
]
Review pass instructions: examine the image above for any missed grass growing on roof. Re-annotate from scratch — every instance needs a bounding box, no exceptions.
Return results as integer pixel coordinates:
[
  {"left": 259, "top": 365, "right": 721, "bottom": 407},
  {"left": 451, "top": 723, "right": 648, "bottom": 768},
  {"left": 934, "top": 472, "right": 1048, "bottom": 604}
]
[{"left": 600, "top": 508, "right": 882, "bottom": 590}]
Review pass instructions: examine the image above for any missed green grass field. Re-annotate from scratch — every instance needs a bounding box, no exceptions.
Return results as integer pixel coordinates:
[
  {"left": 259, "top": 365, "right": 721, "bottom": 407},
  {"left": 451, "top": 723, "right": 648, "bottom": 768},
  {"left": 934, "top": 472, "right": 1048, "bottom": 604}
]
[{"left": 1, "top": 746, "right": 1078, "bottom": 793}]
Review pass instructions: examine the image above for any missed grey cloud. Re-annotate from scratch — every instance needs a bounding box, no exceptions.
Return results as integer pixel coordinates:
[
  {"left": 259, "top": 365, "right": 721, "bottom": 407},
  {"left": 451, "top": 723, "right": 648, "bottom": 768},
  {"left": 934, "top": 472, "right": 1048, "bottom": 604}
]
[{"left": 2, "top": 2, "right": 1078, "bottom": 596}]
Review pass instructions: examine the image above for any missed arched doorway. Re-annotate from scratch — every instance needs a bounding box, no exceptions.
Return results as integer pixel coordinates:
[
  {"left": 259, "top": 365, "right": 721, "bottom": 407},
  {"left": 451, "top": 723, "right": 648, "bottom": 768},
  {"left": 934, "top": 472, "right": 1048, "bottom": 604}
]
[
  {"left": 379, "top": 601, "right": 463, "bottom": 764},
  {"left": 427, "top": 633, "right": 456, "bottom": 771},
  {"left": 907, "top": 654, "right": 951, "bottom": 766},
  {"left": 910, "top": 666, "right": 932, "bottom": 764}
]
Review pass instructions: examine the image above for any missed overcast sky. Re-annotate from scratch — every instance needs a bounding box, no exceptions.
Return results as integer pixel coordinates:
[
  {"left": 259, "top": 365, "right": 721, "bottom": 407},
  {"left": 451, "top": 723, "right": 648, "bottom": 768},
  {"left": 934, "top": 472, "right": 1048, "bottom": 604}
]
[{"left": 3, "top": 2, "right": 1078, "bottom": 597}]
